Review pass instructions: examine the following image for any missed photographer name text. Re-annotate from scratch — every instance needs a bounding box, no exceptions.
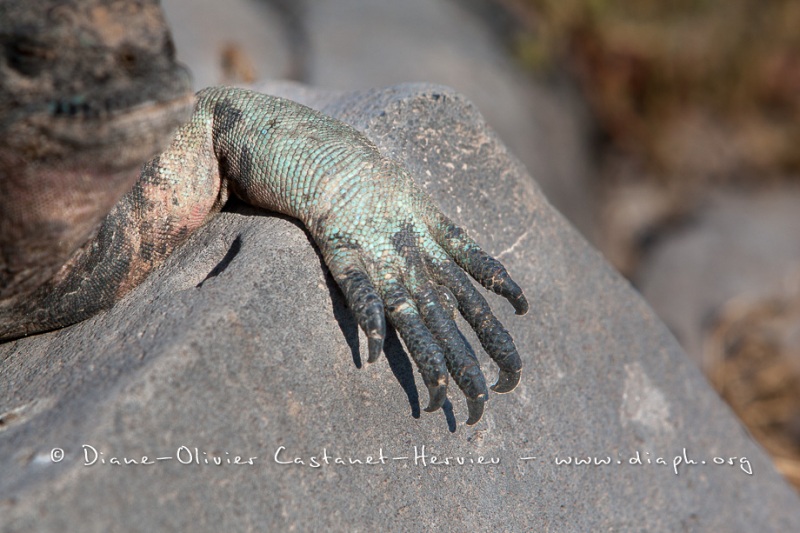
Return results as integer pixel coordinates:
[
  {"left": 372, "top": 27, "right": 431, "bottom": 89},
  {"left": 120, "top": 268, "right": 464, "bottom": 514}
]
[{"left": 47, "top": 444, "right": 752, "bottom": 476}]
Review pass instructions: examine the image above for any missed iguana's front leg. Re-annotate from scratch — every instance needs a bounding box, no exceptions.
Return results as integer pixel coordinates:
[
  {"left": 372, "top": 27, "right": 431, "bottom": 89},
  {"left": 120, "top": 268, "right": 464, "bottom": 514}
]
[{"left": 3, "top": 87, "right": 528, "bottom": 425}]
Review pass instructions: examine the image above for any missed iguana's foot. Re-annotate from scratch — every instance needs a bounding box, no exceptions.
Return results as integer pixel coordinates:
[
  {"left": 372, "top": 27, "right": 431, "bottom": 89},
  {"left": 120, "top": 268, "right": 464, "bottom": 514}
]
[
  {"left": 315, "top": 161, "right": 527, "bottom": 426},
  {"left": 195, "top": 87, "right": 529, "bottom": 425}
]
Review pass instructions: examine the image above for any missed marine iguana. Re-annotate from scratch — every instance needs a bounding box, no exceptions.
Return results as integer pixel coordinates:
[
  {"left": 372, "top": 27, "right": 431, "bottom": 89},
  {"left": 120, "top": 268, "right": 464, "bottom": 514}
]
[{"left": 0, "top": 0, "right": 528, "bottom": 425}]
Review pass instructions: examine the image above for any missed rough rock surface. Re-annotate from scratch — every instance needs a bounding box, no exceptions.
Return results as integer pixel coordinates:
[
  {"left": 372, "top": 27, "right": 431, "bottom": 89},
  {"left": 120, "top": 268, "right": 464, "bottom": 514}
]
[{"left": 1, "top": 84, "right": 798, "bottom": 531}]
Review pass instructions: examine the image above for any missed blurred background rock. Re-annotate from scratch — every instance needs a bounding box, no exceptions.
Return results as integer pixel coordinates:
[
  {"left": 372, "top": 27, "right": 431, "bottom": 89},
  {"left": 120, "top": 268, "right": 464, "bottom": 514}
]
[
  {"left": 162, "top": 0, "right": 800, "bottom": 489},
  {"left": 485, "top": 0, "right": 800, "bottom": 489}
]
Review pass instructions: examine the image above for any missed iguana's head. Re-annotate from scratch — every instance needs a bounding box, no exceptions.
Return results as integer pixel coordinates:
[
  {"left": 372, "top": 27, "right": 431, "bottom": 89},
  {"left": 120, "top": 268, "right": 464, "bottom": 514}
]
[
  {"left": 0, "top": 0, "right": 194, "bottom": 170},
  {"left": 0, "top": 0, "right": 195, "bottom": 302}
]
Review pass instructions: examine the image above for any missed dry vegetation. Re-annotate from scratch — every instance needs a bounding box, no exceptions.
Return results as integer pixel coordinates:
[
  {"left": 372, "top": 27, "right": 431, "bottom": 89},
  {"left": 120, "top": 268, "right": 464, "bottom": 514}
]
[
  {"left": 512, "top": 0, "right": 800, "bottom": 182},
  {"left": 490, "top": 0, "right": 800, "bottom": 273},
  {"left": 704, "top": 272, "right": 800, "bottom": 489}
]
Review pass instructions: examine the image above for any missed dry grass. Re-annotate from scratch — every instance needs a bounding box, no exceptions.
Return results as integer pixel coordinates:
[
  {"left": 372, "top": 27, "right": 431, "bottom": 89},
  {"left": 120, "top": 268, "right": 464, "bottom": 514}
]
[
  {"left": 703, "top": 270, "right": 800, "bottom": 490},
  {"left": 512, "top": 0, "right": 800, "bottom": 182}
]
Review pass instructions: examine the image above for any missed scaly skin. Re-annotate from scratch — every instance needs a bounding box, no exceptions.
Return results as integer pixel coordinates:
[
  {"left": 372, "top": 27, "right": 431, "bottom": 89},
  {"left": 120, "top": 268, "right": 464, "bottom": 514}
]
[{"left": 0, "top": 1, "right": 528, "bottom": 425}]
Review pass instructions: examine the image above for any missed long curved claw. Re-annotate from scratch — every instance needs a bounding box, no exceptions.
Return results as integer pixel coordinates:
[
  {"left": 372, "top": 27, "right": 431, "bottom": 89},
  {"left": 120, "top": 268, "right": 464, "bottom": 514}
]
[
  {"left": 491, "top": 369, "right": 521, "bottom": 394},
  {"left": 424, "top": 381, "right": 448, "bottom": 412},
  {"left": 465, "top": 397, "right": 486, "bottom": 426},
  {"left": 363, "top": 302, "right": 386, "bottom": 363},
  {"left": 367, "top": 336, "right": 384, "bottom": 363}
]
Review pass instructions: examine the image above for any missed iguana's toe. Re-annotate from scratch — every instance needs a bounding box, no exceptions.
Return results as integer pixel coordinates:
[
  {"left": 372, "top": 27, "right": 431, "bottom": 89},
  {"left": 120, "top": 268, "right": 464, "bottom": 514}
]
[
  {"left": 433, "top": 215, "right": 529, "bottom": 316},
  {"left": 465, "top": 397, "right": 486, "bottom": 426},
  {"left": 328, "top": 251, "right": 386, "bottom": 363},
  {"left": 491, "top": 369, "right": 522, "bottom": 394},
  {"left": 414, "top": 280, "right": 490, "bottom": 425},
  {"left": 384, "top": 283, "right": 450, "bottom": 412},
  {"left": 434, "top": 259, "right": 523, "bottom": 393}
]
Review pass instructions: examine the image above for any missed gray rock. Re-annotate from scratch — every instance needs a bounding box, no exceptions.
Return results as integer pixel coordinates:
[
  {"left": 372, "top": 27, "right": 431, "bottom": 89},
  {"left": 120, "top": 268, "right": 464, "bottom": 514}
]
[
  {"left": 1, "top": 84, "right": 798, "bottom": 531},
  {"left": 639, "top": 188, "right": 800, "bottom": 364}
]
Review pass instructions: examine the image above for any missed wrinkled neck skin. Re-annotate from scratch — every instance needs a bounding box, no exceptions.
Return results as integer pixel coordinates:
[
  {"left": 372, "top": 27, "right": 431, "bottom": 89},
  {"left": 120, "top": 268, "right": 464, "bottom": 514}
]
[
  {"left": 0, "top": 89, "right": 195, "bottom": 306},
  {"left": 0, "top": 149, "right": 143, "bottom": 305},
  {"left": 0, "top": 0, "right": 195, "bottom": 309}
]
